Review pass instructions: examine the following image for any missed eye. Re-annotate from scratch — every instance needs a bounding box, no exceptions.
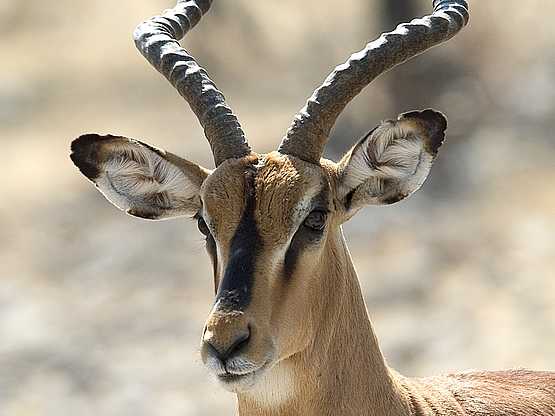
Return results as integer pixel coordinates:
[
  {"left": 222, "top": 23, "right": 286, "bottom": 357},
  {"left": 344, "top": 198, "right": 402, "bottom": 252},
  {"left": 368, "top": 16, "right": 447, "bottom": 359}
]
[
  {"left": 197, "top": 216, "right": 211, "bottom": 236},
  {"left": 303, "top": 210, "right": 327, "bottom": 231}
]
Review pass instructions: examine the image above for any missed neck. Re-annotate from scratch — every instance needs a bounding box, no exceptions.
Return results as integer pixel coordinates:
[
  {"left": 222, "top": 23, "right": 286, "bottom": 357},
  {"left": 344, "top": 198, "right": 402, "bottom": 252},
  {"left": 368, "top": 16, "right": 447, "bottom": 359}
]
[{"left": 237, "top": 228, "right": 411, "bottom": 416}]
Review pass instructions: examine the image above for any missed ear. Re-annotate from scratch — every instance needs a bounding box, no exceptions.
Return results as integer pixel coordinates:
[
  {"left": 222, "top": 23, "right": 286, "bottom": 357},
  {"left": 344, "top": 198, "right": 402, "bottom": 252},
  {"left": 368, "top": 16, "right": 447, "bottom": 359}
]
[
  {"left": 337, "top": 109, "right": 447, "bottom": 212},
  {"left": 70, "top": 134, "right": 210, "bottom": 220}
]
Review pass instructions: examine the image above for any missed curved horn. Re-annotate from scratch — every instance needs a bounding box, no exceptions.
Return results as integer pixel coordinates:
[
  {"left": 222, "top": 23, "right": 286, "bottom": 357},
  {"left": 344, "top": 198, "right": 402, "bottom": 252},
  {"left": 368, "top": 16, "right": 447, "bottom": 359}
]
[
  {"left": 134, "top": 0, "right": 251, "bottom": 166},
  {"left": 278, "top": 0, "right": 469, "bottom": 163}
]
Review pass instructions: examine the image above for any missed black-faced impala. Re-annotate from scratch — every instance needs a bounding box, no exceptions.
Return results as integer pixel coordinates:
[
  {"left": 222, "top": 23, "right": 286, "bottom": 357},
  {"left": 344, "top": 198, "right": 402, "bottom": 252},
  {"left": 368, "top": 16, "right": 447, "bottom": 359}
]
[{"left": 70, "top": 0, "right": 555, "bottom": 414}]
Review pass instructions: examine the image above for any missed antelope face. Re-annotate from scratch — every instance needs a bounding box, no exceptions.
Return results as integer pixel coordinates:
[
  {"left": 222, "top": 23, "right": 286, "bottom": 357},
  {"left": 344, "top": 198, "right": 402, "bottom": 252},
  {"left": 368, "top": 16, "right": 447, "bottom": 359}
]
[
  {"left": 71, "top": 109, "right": 446, "bottom": 392},
  {"left": 198, "top": 153, "right": 333, "bottom": 391}
]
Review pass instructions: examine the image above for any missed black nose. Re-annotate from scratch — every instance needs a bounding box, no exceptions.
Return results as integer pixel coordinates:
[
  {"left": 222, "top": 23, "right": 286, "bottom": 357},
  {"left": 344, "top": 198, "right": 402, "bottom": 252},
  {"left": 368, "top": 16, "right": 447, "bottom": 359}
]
[{"left": 205, "top": 327, "right": 251, "bottom": 362}]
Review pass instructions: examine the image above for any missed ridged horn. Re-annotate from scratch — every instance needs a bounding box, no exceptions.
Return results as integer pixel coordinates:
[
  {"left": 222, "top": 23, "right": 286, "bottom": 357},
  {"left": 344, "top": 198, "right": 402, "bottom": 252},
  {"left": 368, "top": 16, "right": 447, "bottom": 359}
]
[
  {"left": 134, "top": 0, "right": 251, "bottom": 166},
  {"left": 278, "top": 0, "right": 469, "bottom": 163}
]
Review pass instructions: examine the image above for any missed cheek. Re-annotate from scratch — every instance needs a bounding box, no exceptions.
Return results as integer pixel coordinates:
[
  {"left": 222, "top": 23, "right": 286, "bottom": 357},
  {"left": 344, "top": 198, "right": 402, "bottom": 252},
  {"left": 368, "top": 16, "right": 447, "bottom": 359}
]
[
  {"left": 270, "top": 265, "right": 315, "bottom": 357},
  {"left": 269, "top": 239, "right": 326, "bottom": 356},
  {"left": 283, "top": 230, "right": 326, "bottom": 280},
  {"left": 283, "top": 230, "right": 325, "bottom": 281}
]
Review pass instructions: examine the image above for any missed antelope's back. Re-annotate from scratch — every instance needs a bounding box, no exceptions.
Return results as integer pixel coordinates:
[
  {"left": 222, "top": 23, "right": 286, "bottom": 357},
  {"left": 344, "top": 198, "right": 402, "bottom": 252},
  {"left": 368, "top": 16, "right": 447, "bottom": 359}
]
[{"left": 402, "top": 369, "right": 555, "bottom": 415}]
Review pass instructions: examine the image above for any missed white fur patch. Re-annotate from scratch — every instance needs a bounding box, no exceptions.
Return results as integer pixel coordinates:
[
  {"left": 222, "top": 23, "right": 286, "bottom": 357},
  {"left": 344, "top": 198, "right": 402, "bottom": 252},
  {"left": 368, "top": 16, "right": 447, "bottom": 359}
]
[
  {"left": 340, "top": 120, "right": 434, "bottom": 204},
  {"left": 94, "top": 142, "right": 199, "bottom": 218},
  {"left": 246, "top": 361, "right": 295, "bottom": 408},
  {"left": 290, "top": 191, "right": 319, "bottom": 230}
]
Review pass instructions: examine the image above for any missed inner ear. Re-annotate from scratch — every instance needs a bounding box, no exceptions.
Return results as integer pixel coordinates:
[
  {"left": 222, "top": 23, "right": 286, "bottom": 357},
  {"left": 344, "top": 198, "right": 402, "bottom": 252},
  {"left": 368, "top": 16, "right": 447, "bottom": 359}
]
[
  {"left": 70, "top": 134, "right": 210, "bottom": 220},
  {"left": 337, "top": 109, "right": 447, "bottom": 212}
]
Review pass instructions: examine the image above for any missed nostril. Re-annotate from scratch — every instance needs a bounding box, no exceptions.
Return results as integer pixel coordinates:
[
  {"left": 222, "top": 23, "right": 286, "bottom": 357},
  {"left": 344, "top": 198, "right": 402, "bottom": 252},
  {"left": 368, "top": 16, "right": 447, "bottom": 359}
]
[{"left": 205, "top": 326, "right": 251, "bottom": 362}]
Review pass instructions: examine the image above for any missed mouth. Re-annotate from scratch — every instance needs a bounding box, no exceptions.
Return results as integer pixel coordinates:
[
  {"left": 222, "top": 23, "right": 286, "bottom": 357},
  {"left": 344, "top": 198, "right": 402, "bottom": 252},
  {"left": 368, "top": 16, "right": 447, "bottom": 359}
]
[
  {"left": 218, "top": 372, "right": 252, "bottom": 383},
  {"left": 215, "top": 361, "right": 270, "bottom": 392}
]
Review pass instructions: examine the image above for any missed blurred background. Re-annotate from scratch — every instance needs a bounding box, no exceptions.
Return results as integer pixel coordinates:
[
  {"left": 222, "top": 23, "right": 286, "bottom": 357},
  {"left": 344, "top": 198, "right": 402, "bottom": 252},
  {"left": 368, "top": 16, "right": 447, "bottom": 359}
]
[{"left": 1, "top": 0, "right": 554, "bottom": 414}]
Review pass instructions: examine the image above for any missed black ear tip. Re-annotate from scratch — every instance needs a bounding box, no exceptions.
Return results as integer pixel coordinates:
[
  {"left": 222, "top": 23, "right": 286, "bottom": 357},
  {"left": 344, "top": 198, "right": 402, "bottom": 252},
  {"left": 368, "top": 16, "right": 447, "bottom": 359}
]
[
  {"left": 418, "top": 109, "right": 447, "bottom": 130},
  {"left": 401, "top": 109, "right": 447, "bottom": 128},
  {"left": 400, "top": 109, "right": 447, "bottom": 155},
  {"left": 71, "top": 133, "right": 112, "bottom": 152},
  {"left": 70, "top": 133, "right": 108, "bottom": 180}
]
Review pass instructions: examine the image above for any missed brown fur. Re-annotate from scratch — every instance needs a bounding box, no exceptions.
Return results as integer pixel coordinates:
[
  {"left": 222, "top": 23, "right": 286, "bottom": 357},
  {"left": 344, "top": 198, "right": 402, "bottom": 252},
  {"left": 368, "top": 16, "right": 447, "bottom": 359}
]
[
  {"left": 72, "top": 128, "right": 555, "bottom": 416},
  {"left": 198, "top": 155, "right": 555, "bottom": 416},
  {"left": 234, "top": 215, "right": 555, "bottom": 416}
]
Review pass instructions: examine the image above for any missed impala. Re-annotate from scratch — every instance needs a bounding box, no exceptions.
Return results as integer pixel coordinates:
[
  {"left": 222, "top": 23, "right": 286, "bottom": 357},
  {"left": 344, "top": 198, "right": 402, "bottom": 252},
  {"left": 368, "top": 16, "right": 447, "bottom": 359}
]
[{"left": 70, "top": 0, "right": 555, "bottom": 414}]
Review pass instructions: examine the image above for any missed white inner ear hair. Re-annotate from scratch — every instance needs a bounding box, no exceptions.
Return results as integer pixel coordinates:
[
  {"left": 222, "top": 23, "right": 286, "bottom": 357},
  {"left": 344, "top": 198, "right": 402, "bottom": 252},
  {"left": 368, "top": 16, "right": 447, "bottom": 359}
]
[
  {"left": 342, "top": 122, "right": 428, "bottom": 193},
  {"left": 97, "top": 143, "right": 195, "bottom": 210}
]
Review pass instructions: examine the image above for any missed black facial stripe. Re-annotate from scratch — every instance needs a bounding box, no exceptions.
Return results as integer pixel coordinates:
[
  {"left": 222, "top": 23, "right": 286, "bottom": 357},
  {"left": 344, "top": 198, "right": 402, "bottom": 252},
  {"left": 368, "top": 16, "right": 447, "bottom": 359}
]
[
  {"left": 283, "top": 186, "right": 329, "bottom": 280},
  {"left": 283, "top": 229, "right": 303, "bottom": 281},
  {"left": 214, "top": 168, "right": 261, "bottom": 311}
]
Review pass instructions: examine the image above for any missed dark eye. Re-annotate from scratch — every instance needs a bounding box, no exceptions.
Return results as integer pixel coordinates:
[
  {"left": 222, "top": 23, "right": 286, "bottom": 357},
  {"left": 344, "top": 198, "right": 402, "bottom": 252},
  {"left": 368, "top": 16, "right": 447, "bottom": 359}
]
[
  {"left": 197, "top": 216, "right": 211, "bottom": 236},
  {"left": 303, "top": 210, "right": 327, "bottom": 231}
]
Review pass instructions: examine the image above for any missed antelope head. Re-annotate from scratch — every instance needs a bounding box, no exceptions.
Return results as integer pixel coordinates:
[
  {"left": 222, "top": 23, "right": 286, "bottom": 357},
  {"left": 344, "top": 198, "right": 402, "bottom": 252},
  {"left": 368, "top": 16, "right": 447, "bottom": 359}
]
[{"left": 70, "top": 0, "right": 468, "bottom": 399}]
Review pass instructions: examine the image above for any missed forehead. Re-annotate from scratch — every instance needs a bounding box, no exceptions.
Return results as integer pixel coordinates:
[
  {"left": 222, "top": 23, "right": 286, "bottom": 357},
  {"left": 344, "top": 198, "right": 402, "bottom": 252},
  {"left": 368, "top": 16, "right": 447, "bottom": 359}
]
[{"left": 201, "top": 152, "right": 327, "bottom": 239}]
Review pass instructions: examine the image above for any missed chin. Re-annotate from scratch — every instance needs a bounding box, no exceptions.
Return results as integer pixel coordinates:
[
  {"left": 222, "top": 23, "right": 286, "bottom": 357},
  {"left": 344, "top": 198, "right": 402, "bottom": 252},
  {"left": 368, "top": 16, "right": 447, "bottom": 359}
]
[{"left": 216, "top": 370, "right": 261, "bottom": 392}]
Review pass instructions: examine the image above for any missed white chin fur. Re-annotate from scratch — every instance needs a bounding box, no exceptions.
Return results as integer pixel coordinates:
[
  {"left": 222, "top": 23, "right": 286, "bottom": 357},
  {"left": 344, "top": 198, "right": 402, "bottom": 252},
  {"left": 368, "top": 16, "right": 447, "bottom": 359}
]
[{"left": 242, "top": 360, "right": 295, "bottom": 408}]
